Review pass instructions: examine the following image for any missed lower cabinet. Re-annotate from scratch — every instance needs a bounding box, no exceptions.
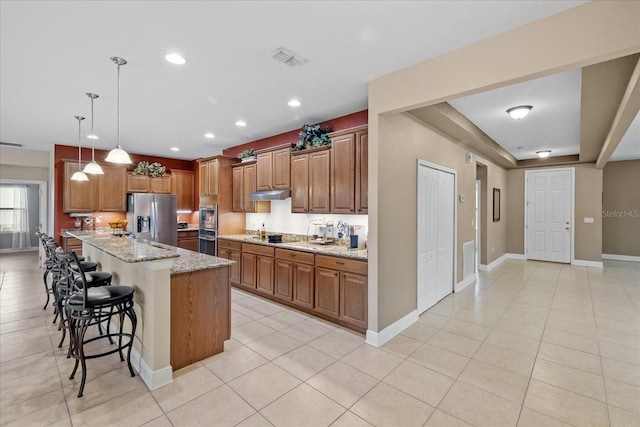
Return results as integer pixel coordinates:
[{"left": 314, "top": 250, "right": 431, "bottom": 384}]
[
  {"left": 315, "top": 267, "right": 340, "bottom": 318},
  {"left": 240, "top": 252, "right": 257, "bottom": 289},
  {"left": 61, "top": 236, "right": 83, "bottom": 256},
  {"left": 177, "top": 230, "right": 199, "bottom": 252},
  {"left": 218, "top": 240, "right": 241, "bottom": 286},
  {"left": 256, "top": 255, "right": 274, "bottom": 295},
  {"left": 240, "top": 243, "right": 274, "bottom": 293},
  {"left": 292, "top": 262, "right": 314, "bottom": 309}
]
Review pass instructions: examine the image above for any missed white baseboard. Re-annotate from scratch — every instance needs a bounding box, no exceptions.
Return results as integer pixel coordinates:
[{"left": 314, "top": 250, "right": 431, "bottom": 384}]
[
  {"left": 455, "top": 274, "right": 476, "bottom": 292},
  {"left": 506, "top": 253, "right": 526, "bottom": 260},
  {"left": 0, "top": 248, "right": 38, "bottom": 254},
  {"left": 571, "top": 259, "right": 604, "bottom": 268},
  {"left": 130, "top": 347, "right": 173, "bottom": 390},
  {"left": 479, "top": 254, "right": 508, "bottom": 271},
  {"left": 602, "top": 254, "right": 640, "bottom": 263},
  {"left": 365, "top": 310, "right": 418, "bottom": 348}
]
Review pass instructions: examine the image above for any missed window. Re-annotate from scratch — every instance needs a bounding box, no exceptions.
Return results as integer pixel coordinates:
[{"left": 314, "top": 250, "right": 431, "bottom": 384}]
[{"left": 0, "top": 186, "right": 24, "bottom": 232}]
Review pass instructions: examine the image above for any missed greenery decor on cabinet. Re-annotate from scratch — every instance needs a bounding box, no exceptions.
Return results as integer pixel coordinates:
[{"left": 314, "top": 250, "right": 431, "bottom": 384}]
[
  {"left": 294, "top": 124, "right": 332, "bottom": 151},
  {"left": 131, "top": 161, "right": 168, "bottom": 177},
  {"left": 238, "top": 149, "right": 257, "bottom": 162}
]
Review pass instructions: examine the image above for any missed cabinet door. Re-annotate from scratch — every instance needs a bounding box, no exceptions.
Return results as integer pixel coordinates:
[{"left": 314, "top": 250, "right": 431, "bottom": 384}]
[
  {"left": 314, "top": 267, "right": 340, "bottom": 319},
  {"left": 256, "top": 152, "right": 273, "bottom": 191},
  {"left": 309, "top": 150, "right": 330, "bottom": 213},
  {"left": 240, "top": 252, "right": 256, "bottom": 289},
  {"left": 150, "top": 176, "right": 172, "bottom": 194},
  {"left": 274, "top": 258, "right": 293, "bottom": 301},
  {"left": 98, "top": 165, "right": 126, "bottom": 211},
  {"left": 331, "top": 134, "right": 356, "bottom": 214},
  {"left": 207, "top": 159, "right": 220, "bottom": 196},
  {"left": 293, "top": 263, "right": 314, "bottom": 309},
  {"left": 290, "top": 154, "right": 309, "bottom": 213},
  {"left": 355, "top": 131, "right": 368, "bottom": 214},
  {"left": 272, "top": 147, "right": 291, "bottom": 189},
  {"left": 172, "top": 170, "right": 195, "bottom": 211},
  {"left": 340, "top": 272, "right": 367, "bottom": 329},
  {"left": 127, "top": 174, "right": 149, "bottom": 193},
  {"left": 229, "top": 250, "right": 241, "bottom": 285},
  {"left": 177, "top": 237, "right": 199, "bottom": 252},
  {"left": 199, "top": 162, "right": 209, "bottom": 196},
  {"left": 243, "top": 163, "right": 257, "bottom": 213},
  {"left": 256, "top": 255, "right": 274, "bottom": 295},
  {"left": 63, "top": 162, "right": 97, "bottom": 212},
  {"left": 232, "top": 166, "right": 244, "bottom": 212}
]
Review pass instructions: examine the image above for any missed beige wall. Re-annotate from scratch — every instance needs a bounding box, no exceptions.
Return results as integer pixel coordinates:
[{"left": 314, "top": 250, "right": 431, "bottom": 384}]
[
  {"left": 479, "top": 158, "right": 508, "bottom": 266},
  {"left": 603, "top": 160, "right": 640, "bottom": 256},
  {"left": 368, "top": 2, "right": 640, "bottom": 333},
  {"left": 506, "top": 164, "right": 603, "bottom": 262}
]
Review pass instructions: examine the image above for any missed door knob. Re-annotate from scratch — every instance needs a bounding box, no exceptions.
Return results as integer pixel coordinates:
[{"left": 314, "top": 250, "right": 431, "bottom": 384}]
[{"left": 565, "top": 227, "right": 570, "bottom": 230}]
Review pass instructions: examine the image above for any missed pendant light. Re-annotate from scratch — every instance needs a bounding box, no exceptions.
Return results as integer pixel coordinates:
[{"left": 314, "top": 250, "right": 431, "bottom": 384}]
[
  {"left": 105, "top": 56, "right": 132, "bottom": 164},
  {"left": 70, "top": 116, "right": 89, "bottom": 181},
  {"left": 82, "top": 93, "right": 104, "bottom": 174}
]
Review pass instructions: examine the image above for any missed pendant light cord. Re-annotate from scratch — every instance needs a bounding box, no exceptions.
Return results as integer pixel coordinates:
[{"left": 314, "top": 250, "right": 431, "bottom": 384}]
[
  {"left": 117, "top": 62, "right": 121, "bottom": 149},
  {"left": 78, "top": 119, "right": 82, "bottom": 170},
  {"left": 90, "top": 96, "right": 95, "bottom": 161}
]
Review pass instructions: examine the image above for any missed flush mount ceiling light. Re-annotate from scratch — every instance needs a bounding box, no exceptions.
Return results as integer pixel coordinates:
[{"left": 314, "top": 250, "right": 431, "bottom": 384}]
[
  {"left": 507, "top": 105, "right": 533, "bottom": 120},
  {"left": 82, "top": 93, "right": 104, "bottom": 175},
  {"left": 105, "top": 57, "right": 132, "bottom": 164},
  {"left": 536, "top": 150, "right": 552, "bottom": 158},
  {"left": 288, "top": 99, "right": 301, "bottom": 107},
  {"left": 273, "top": 47, "right": 308, "bottom": 67},
  {"left": 71, "top": 116, "right": 89, "bottom": 182},
  {"left": 170, "top": 147, "right": 180, "bottom": 152},
  {"left": 87, "top": 134, "right": 99, "bottom": 139},
  {"left": 165, "top": 53, "right": 186, "bottom": 65},
  {"left": 235, "top": 120, "right": 247, "bottom": 127},
  {"left": 204, "top": 132, "right": 215, "bottom": 139}
]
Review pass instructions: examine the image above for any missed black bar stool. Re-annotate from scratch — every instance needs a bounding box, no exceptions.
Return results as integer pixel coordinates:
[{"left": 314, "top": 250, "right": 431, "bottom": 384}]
[{"left": 65, "top": 251, "right": 137, "bottom": 397}]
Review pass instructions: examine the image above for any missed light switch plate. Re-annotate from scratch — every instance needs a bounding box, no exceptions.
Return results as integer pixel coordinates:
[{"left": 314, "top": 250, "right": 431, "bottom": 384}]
[{"left": 584, "top": 217, "right": 594, "bottom": 223}]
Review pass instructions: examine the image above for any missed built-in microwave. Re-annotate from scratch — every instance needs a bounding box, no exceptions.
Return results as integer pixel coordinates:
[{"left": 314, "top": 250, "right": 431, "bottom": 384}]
[{"left": 199, "top": 204, "right": 218, "bottom": 230}]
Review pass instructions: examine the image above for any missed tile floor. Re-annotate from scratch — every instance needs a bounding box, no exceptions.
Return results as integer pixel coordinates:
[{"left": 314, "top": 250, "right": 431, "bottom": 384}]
[{"left": 1, "top": 251, "right": 639, "bottom": 426}]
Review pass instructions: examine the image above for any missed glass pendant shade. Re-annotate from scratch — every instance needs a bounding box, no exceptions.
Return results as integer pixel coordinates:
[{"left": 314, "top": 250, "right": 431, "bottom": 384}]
[
  {"left": 71, "top": 115, "right": 89, "bottom": 182},
  {"left": 83, "top": 93, "right": 104, "bottom": 174},
  {"left": 106, "top": 56, "right": 132, "bottom": 164}
]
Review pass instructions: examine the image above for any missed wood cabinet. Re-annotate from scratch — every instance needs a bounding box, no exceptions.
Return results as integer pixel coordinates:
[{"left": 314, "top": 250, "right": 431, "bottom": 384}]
[
  {"left": 240, "top": 252, "right": 257, "bottom": 289},
  {"left": 274, "top": 248, "right": 315, "bottom": 307},
  {"left": 177, "top": 230, "right": 199, "bottom": 251},
  {"left": 256, "top": 146, "right": 291, "bottom": 191},
  {"left": 315, "top": 254, "right": 368, "bottom": 329},
  {"left": 257, "top": 255, "right": 274, "bottom": 295},
  {"left": 198, "top": 158, "right": 220, "bottom": 196},
  {"left": 218, "top": 239, "right": 241, "bottom": 286},
  {"left": 61, "top": 236, "right": 83, "bottom": 256},
  {"left": 291, "top": 146, "right": 330, "bottom": 214},
  {"left": 126, "top": 174, "right": 171, "bottom": 194},
  {"left": 63, "top": 161, "right": 97, "bottom": 213},
  {"left": 240, "top": 243, "right": 274, "bottom": 295},
  {"left": 232, "top": 162, "right": 270, "bottom": 213},
  {"left": 171, "top": 170, "right": 195, "bottom": 211},
  {"left": 98, "top": 165, "right": 127, "bottom": 212},
  {"left": 329, "top": 125, "right": 368, "bottom": 214}
]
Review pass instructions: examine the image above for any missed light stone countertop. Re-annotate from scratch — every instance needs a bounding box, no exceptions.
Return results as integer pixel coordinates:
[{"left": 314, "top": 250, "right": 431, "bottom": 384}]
[
  {"left": 218, "top": 234, "right": 368, "bottom": 261},
  {"left": 66, "top": 231, "right": 234, "bottom": 274}
]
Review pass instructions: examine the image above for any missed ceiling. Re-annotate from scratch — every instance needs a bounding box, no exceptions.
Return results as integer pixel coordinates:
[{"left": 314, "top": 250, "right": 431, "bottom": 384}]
[{"left": 0, "top": 0, "right": 594, "bottom": 162}]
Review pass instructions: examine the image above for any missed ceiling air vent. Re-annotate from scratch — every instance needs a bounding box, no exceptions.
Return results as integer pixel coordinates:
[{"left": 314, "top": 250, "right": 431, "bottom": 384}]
[
  {"left": 0, "top": 142, "right": 23, "bottom": 148},
  {"left": 273, "top": 47, "right": 307, "bottom": 67}
]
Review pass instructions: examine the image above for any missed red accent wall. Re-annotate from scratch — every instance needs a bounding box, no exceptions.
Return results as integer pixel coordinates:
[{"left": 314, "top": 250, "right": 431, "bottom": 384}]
[
  {"left": 222, "top": 110, "right": 368, "bottom": 157},
  {"left": 54, "top": 144, "right": 198, "bottom": 243}
]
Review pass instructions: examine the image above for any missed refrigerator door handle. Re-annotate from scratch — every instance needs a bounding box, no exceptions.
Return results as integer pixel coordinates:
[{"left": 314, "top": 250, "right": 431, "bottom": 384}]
[{"left": 151, "top": 201, "right": 157, "bottom": 241}]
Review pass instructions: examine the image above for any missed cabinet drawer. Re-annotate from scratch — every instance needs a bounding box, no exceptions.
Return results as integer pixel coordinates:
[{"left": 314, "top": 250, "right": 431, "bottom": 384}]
[
  {"left": 315, "top": 255, "right": 367, "bottom": 276},
  {"left": 218, "top": 239, "right": 242, "bottom": 251},
  {"left": 275, "top": 248, "right": 314, "bottom": 265},
  {"left": 178, "top": 230, "right": 199, "bottom": 238},
  {"left": 242, "top": 243, "right": 275, "bottom": 257}
]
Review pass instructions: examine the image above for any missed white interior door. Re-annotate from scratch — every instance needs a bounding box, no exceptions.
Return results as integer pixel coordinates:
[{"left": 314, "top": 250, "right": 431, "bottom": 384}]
[
  {"left": 526, "top": 169, "right": 572, "bottom": 263},
  {"left": 418, "top": 163, "right": 455, "bottom": 314}
]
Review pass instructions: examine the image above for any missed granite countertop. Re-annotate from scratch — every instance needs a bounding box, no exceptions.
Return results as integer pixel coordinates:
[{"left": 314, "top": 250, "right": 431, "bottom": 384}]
[
  {"left": 66, "top": 231, "right": 233, "bottom": 274},
  {"left": 218, "top": 234, "right": 368, "bottom": 261}
]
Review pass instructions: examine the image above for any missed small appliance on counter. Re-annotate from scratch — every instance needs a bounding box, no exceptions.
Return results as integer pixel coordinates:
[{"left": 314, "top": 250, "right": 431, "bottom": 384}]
[
  {"left": 307, "top": 219, "right": 335, "bottom": 245},
  {"left": 348, "top": 225, "right": 367, "bottom": 250},
  {"left": 177, "top": 222, "right": 188, "bottom": 230}
]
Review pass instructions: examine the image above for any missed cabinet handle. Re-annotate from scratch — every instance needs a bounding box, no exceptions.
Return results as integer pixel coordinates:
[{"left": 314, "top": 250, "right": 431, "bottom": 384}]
[
  {"left": 336, "top": 261, "right": 345, "bottom": 265},
  {"left": 290, "top": 253, "right": 297, "bottom": 257},
  {"left": 334, "top": 272, "right": 338, "bottom": 277}
]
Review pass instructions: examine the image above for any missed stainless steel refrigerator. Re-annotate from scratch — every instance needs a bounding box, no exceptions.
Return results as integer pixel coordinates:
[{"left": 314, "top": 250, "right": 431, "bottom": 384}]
[{"left": 126, "top": 193, "right": 178, "bottom": 246}]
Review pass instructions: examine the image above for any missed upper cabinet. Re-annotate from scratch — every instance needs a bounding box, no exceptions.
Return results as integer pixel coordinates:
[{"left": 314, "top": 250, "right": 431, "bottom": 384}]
[
  {"left": 232, "top": 162, "right": 270, "bottom": 213},
  {"left": 98, "top": 165, "right": 127, "bottom": 211},
  {"left": 171, "top": 170, "right": 195, "bottom": 211},
  {"left": 126, "top": 173, "right": 171, "bottom": 194},
  {"left": 328, "top": 125, "right": 368, "bottom": 214},
  {"left": 256, "top": 146, "right": 291, "bottom": 191},
  {"left": 63, "top": 161, "right": 98, "bottom": 213},
  {"left": 199, "top": 158, "right": 220, "bottom": 196},
  {"left": 290, "top": 146, "right": 330, "bottom": 214}
]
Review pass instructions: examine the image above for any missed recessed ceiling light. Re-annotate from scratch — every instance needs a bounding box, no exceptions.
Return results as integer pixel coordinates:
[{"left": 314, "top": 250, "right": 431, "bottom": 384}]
[
  {"left": 165, "top": 53, "right": 186, "bottom": 65},
  {"left": 87, "top": 134, "right": 99, "bottom": 140},
  {"left": 288, "top": 99, "right": 301, "bottom": 107},
  {"left": 171, "top": 147, "right": 180, "bottom": 151},
  {"left": 235, "top": 120, "right": 247, "bottom": 127},
  {"left": 536, "top": 150, "right": 551, "bottom": 158},
  {"left": 204, "top": 132, "right": 215, "bottom": 139},
  {"left": 507, "top": 105, "right": 533, "bottom": 120}
]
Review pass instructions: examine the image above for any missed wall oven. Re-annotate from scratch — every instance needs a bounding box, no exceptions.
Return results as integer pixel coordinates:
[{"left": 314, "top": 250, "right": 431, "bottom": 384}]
[
  {"left": 199, "top": 204, "right": 218, "bottom": 231},
  {"left": 199, "top": 229, "right": 217, "bottom": 256},
  {"left": 199, "top": 204, "right": 218, "bottom": 256}
]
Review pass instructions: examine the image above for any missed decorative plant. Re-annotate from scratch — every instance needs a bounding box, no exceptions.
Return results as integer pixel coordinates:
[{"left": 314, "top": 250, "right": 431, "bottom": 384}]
[
  {"left": 294, "top": 124, "right": 332, "bottom": 151},
  {"left": 238, "top": 149, "right": 256, "bottom": 159},
  {"left": 132, "top": 161, "right": 168, "bottom": 177}
]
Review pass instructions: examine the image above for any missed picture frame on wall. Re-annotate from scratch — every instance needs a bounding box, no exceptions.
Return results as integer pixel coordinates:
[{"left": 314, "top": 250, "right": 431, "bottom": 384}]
[{"left": 493, "top": 188, "right": 500, "bottom": 222}]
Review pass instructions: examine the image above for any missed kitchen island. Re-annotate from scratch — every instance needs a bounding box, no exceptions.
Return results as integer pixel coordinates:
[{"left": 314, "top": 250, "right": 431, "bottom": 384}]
[{"left": 68, "top": 231, "right": 233, "bottom": 389}]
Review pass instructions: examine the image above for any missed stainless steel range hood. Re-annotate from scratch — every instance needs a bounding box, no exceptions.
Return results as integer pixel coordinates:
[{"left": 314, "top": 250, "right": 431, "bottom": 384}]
[{"left": 249, "top": 189, "right": 291, "bottom": 201}]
